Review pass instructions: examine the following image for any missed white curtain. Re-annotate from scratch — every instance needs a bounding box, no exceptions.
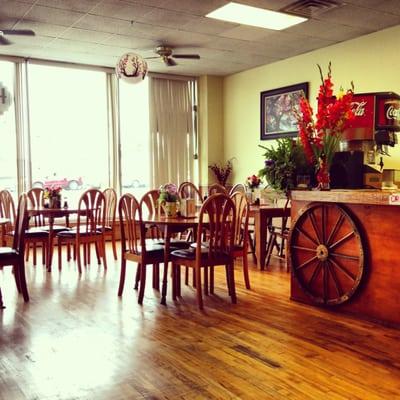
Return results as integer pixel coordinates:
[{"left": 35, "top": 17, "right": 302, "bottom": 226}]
[{"left": 149, "top": 77, "right": 195, "bottom": 188}]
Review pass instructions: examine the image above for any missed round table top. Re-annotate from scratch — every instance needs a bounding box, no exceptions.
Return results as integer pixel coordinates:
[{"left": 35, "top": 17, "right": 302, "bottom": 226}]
[{"left": 0, "top": 217, "right": 10, "bottom": 225}]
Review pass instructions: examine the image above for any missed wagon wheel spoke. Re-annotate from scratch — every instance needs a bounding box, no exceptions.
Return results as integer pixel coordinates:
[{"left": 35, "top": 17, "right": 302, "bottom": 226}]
[
  {"left": 327, "top": 260, "right": 343, "bottom": 297},
  {"left": 308, "top": 261, "right": 322, "bottom": 287},
  {"left": 296, "top": 255, "right": 318, "bottom": 270},
  {"left": 330, "top": 252, "right": 359, "bottom": 261},
  {"left": 309, "top": 209, "right": 322, "bottom": 244},
  {"left": 292, "top": 245, "right": 316, "bottom": 253},
  {"left": 326, "top": 213, "right": 344, "bottom": 246},
  {"left": 329, "top": 231, "right": 355, "bottom": 250},
  {"left": 322, "top": 205, "right": 327, "bottom": 243},
  {"left": 329, "top": 256, "right": 356, "bottom": 281},
  {"left": 295, "top": 226, "right": 319, "bottom": 246},
  {"left": 323, "top": 261, "right": 329, "bottom": 303}
]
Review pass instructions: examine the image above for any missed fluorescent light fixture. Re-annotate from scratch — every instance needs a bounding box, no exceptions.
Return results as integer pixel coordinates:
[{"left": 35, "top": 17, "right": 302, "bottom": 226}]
[{"left": 206, "top": 2, "right": 307, "bottom": 30}]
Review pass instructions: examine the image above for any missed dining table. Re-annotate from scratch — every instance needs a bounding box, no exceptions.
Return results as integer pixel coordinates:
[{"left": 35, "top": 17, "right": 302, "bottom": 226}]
[{"left": 249, "top": 204, "right": 291, "bottom": 270}]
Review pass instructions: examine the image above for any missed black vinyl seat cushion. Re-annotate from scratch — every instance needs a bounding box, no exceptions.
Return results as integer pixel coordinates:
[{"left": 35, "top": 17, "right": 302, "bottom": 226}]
[
  {"left": 171, "top": 247, "right": 231, "bottom": 263},
  {"left": 57, "top": 227, "right": 102, "bottom": 238},
  {"left": 154, "top": 238, "right": 191, "bottom": 249},
  {"left": 0, "top": 247, "right": 18, "bottom": 262}
]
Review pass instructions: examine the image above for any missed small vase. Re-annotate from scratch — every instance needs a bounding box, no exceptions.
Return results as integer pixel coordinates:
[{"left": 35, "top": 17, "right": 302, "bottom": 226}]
[
  {"left": 162, "top": 201, "right": 178, "bottom": 218},
  {"left": 316, "top": 164, "right": 330, "bottom": 191}
]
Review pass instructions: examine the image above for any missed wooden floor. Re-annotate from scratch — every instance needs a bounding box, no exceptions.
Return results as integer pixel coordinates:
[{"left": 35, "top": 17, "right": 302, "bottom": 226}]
[{"left": 1, "top": 245, "right": 400, "bottom": 400}]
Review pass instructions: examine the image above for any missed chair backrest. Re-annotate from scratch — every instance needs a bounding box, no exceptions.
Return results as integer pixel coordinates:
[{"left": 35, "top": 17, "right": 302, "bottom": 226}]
[
  {"left": 103, "top": 188, "right": 117, "bottom": 228},
  {"left": 77, "top": 189, "right": 106, "bottom": 236},
  {"left": 196, "top": 193, "right": 236, "bottom": 259},
  {"left": 27, "top": 188, "right": 46, "bottom": 227},
  {"left": 229, "top": 183, "right": 246, "bottom": 196},
  {"left": 140, "top": 189, "right": 160, "bottom": 218},
  {"left": 208, "top": 183, "right": 228, "bottom": 196},
  {"left": 13, "top": 193, "right": 28, "bottom": 253},
  {"left": 230, "top": 191, "right": 250, "bottom": 247},
  {"left": 178, "top": 182, "right": 203, "bottom": 203},
  {"left": 0, "top": 190, "right": 16, "bottom": 233},
  {"left": 118, "top": 193, "right": 144, "bottom": 256}
]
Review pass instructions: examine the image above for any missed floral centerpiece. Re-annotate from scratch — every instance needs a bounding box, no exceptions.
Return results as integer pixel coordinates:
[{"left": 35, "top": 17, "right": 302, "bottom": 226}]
[
  {"left": 246, "top": 174, "right": 262, "bottom": 189},
  {"left": 158, "top": 183, "right": 179, "bottom": 217},
  {"left": 208, "top": 159, "right": 233, "bottom": 187},
  {"left": 44, "top": 186, "right": 62, "bottom": 208},
  {"left": 296, "top": 62, "right": 354, "bottom": 189},
  {"left": 259, "top": 138, "right": 309, "bottom": 195}
]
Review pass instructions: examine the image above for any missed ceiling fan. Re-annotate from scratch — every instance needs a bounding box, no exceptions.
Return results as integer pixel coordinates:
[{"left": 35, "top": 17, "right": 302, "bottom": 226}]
[
  {"left": 146, "top": 45, "right": 200, "bottom": 66},
  {"left": 0, "top": 29, "right": 35, "bottom": 45}
]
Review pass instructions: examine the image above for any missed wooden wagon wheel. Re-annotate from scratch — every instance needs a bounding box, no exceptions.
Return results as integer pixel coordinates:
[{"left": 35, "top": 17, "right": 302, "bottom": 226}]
[{"left": 288, "top": 202, "right": 365, "bottom": 305}]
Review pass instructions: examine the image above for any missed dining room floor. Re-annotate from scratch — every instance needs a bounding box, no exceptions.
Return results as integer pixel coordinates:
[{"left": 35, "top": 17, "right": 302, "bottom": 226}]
[{"left": 1, "top": 244, "right": 399, "bottom": 400}]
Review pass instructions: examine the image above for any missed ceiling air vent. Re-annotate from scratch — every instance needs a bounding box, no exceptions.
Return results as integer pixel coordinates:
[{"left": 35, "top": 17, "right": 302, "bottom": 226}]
[{"left": 280, "top": 0, "right": 343, "bottom": 18}]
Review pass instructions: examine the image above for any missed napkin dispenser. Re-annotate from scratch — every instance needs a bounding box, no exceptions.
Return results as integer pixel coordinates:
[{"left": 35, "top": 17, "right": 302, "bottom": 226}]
[{"left": 180, "top": 198, "right": 196, "bottom": 217}]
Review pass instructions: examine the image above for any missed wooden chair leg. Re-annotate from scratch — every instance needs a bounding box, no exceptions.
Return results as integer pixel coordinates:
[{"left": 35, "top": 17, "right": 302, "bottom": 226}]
[
  {"left": 265, "top": 232, "right": 276, "bottom": 269},
  {"left": 225, "top": 264, "right": 231, "bottom": 295},
  {"left": 0, "top": 287, "right": 5, "bottom": 309},
  {"left": 203, "top": 267, "right": 208, "bottom": 295},
  {"left": 172, "top": 263, "right": 177, "bottom": 301},
  {"left": 111, "top": 230, "right": 118, "bottom": 261},
  {"left": 134, "top": 263, "right": 140, "bottom": 290},
  {"left": 210, "top": 266, "right": 214, "bottom": 294},
  {"left": 242, "top": 250, "right": 251, "bottom": 289},
  {"left": 33, "top": 242, "right": 37, "bottom": 266},
  {"left": 58, "top": 238, "right": 62, "bottom": 271},
  {"left": 176, "top": 265, "right": 181, "bottom": 297},
  {"left": 118, "top": 258, "right": 126, "bottom": 296},
  {"left": 101, "top": 239, "right": 107, "bottom": 269},
  {"left": 247, "top": 231, "right": 257, "bottom": 263},
  {"left": 76, "top": 242, "right": 82, "bottom": 274},
  {"left": 138, "top": 264, "right": 146, "bottom": 305},
  {"left": 185, "top": 267, "right": 189, "bottom": 285},
  {"left": 17, "top": 259, "right": 29, "bottom": 302},
  {"left": 228, "top": 262, "right": 237, "bottom": 304},
  {"left": 195, "top": 266, "right": 203, "bottom": 310}
]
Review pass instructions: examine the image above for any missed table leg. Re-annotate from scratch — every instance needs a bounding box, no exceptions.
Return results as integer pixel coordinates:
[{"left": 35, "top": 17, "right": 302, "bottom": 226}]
[
  {"left": 160, "top": 225, "right": 170, "bottom": 305},
  {"left": 46, "top": 216, "right": 54, "bottom": 272},
  {"left": 255, "top": 210, "right": 269, "bottom": 270}
]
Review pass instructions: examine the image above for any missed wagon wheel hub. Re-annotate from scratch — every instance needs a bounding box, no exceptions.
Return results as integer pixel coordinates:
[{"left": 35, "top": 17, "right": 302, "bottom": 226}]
[{"left": 316, "top": 244, "right": 329, "bottom": 261}]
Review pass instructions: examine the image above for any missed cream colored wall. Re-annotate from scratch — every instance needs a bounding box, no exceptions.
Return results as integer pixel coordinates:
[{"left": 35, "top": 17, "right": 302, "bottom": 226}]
[
  {"left": 198, "top": 75, "right": 225, "bottom": 186},
  {"left": 223, "top": 24, "right": 400, "bottom": 183}
]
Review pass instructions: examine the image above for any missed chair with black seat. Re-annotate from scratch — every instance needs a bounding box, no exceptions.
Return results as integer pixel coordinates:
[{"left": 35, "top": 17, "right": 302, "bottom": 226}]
[
  {"left": 0, "top": 193, "right": 29, "bottom": 308},
  {"left": 56, "top": 189, "right": 107, "bottom": 273},
  {"left": 265, "top": 196, "right": 291, "bottom": 271},
  {"left": 103, "top": 188, "right": 118, "bottom": 260},
  {"left": 118, "top": 193, "right": 166, "bottom": 304},
  {"left": 0, "top": 189, "right": 16, "bottom": 246},
  {"left": 170, "top": 193, "right": 237, "bottom": 310},
  {"left": 178, "top": 181, "right": 203, "bottom": 203},
  {"left": 230, "top": 191, "right": 251, "bottom": 289}
]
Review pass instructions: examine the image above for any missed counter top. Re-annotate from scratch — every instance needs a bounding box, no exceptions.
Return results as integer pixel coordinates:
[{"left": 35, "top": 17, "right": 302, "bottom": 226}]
[{"left": 291, "top": 189, "right": 400, "bottom": 206}]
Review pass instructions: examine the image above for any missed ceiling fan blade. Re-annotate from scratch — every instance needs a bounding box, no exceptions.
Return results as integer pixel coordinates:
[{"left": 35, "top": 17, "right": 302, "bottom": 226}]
[
  {"left": 0, "top": 35, "right": 11, "bottom": 45},
  {"left": 164, "top": 57, "right": 177, "bottom": 66},
  {"left": 173, "top": 54, "right": 200, "bottom": 59},
  {"left": 1, "top": 29, "right": 35, "bottom": 36}
]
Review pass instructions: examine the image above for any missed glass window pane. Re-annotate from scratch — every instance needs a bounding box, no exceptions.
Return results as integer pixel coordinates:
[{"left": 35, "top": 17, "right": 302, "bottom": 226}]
[
  {"left": 119, "top": 79, "right": 150, "bottom": 197},
  {"left": 0, "top": 61, "right": 18, "bottom": 196},
  {"left": 28, "top": 64, "right": 109, "bottom": 206}
]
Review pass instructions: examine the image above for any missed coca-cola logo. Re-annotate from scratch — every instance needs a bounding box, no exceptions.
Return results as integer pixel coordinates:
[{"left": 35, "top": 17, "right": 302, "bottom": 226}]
[
  {"left": 386, "top": 105, "right": 400, "bottom": 121},
  {"left": 351, "top": 101, "right": 367, "bottom": 116}
]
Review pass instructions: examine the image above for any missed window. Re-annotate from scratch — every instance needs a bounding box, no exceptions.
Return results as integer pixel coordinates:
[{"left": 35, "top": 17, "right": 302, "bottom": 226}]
[
  {"left": 0, "top": 60, "right": 18, "bottom": 195},
  {"left": 119, "top": 78, "right": 150, "bottom": 197},
  {"left": 28, "top": 64, "right": 109, "bottom": 205}
]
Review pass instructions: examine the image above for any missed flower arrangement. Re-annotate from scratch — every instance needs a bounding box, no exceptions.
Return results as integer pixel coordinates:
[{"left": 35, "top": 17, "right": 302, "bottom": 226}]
[
  {"left": 258, "top": 138, "right": 309, "bottom": 194},
  {"left": 296, "top": 62, "right": 354, "bottom": 188},
  {"left": 208, "top": 159, "right": 233, "bottom": 187},
  {"left": 158, "top": 183, "right": 179, "bottom": 203},
  {"left": 246, "top": 174, "right": 262, "bottom": 189},
  {"left": 43, "top": 186, "right": 62, "bottom": 200}
]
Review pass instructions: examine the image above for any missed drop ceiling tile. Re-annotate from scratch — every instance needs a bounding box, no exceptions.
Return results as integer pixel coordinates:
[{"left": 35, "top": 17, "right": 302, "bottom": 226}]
[
  {"left": 181, "top": 16, "right": 238, "bottom": 36},
  {"left": 102, "top": 34, "right": 156, "bottom": 50},
  {"left": 240, "top": 0, "right": 296, "bottom": 12},
  {"left": 36, "top": 0, "right": 99, "bottom": 13},
  {"left": 74, "top": 14, "right": 136, "bottom": 35},
  {"left": 23, "top": 5, "right": 85, "bottom": 27},
  {"left": 138, "top": 8, "right": 198, "bottom": 29},
  {"left": 0, "top": 1, "right": 33, "bottom": 20},
  {"left": 220, "top": 25, "right": 275, "bottom": 41},
  {"left": 5, "top": 34, "right": 54, "bottom": 47},
  {"left": 345, "top": 0, "right": 400, "bottom": 16},
  {"left": 60, "top": 27, "right": 114, "bottom": 43},
  {"left": 161, "top": 0, "right": 226, "bottom": 15},
  {"left": 90, "top": 1, "right": 155, "bottom": 22},
  {"left": 122, "top": 0, "right": 169, "bottom": 7},
  {"left": 153, "top": 28, "right": 214, "bottom": 47},
  {"left": 317, "top": 4, "right": 400, "bottom": 30}
]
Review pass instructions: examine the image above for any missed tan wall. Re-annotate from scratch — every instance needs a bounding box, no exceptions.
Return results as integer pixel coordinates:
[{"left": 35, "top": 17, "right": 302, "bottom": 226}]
[
  {"left": 198, "top": 75, "right": 225, "bottom": 186},
  {"left": 223, "top": 24, "right": 400, "bottom": 184}
]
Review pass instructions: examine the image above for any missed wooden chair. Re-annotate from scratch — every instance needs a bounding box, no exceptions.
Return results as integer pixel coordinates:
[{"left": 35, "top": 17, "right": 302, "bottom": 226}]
[
  {"left": 208, "top": 183, "right": 228, "bottom": 196},
  {"left": 230, "top": 191, "right": 251, "bottom": 289},
  {"left": 265, "top": 196, "right": 291, "bottom": 271},
  {"left": 56, "top": 189, "right": 107, "bottom": 273},
  {"left": 103, "top": 188, "right": 118, "bottom": 260},
  {"left": 178, "top": 182, "right": 203, "bottom": 203},
  {"left": 0, "top": 193, "right": 29, "bottom": 308},
  {"left": 118, "top": 193, "right": 166, "bottom": 304},
  {"left": 0, "top": 190, "right": 16, "bottom": 246},
  {"left": 170, "top": 193, "right": 237, "bottom": 309},
  {"left": 228, "top": 183, "right": 246, "bottom": 195}
]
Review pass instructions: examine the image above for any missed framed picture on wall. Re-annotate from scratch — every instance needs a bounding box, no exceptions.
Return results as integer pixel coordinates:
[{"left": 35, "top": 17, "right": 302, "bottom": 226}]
[{"left": 260, "top": 82, "right": 309, "bottom": 140}]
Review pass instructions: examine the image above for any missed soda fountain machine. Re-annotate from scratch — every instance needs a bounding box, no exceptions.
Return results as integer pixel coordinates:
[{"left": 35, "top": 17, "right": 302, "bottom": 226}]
[{"left": 330, "top": 92, "right": 400, "bottom": 189}]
